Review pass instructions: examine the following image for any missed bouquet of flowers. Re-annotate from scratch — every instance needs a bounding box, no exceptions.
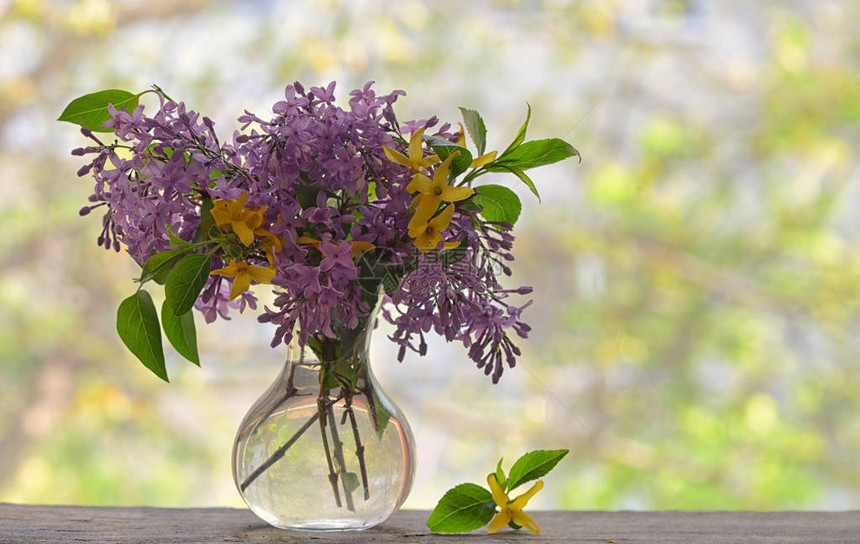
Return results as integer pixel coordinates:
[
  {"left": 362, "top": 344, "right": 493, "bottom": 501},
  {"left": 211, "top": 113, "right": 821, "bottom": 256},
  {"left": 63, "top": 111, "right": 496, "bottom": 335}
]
[
  {"left": 60, "top": 81, "right": 578, "bottom": 531},
  {"left": 61, "top": 81, "right": 577, "bottom": 383}
]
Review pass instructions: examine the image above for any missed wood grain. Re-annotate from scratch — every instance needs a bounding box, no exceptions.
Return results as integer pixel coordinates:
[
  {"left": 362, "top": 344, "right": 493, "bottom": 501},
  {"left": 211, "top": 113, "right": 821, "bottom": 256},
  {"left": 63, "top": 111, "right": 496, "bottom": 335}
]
[{"left": 0, "top": 504, "right": 858, "bottom": 543}]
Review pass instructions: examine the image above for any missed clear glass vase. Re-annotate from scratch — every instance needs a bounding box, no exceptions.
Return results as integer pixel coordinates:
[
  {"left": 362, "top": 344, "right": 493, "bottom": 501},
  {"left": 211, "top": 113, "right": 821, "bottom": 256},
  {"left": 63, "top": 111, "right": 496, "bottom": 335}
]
[{"left": 231, "top": 318, "right": 416, "bottom": 531}]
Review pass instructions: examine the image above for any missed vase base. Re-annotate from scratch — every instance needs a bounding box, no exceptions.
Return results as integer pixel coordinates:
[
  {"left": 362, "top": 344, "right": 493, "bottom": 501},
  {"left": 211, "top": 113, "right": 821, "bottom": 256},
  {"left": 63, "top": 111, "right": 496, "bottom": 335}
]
[
  {"left": 233, "top": 346, "right": 415, "bottom": 533},
  {"left": 254, "top": 514, "right": 383, "bottom": 532}
]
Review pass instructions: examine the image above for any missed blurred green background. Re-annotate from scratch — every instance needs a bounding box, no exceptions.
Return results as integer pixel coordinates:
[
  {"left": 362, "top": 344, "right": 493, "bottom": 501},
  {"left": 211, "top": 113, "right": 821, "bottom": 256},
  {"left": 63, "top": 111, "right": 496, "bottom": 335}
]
[{"left": 1, "top": 0, "right": 859, "bottom": 510}]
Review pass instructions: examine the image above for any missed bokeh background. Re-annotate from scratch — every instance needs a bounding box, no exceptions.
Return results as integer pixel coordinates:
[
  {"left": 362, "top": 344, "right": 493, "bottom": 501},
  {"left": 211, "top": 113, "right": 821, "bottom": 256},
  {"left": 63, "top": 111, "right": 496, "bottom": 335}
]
[{"left": 2, "top": 0, "right": 860, "bottom": 510}]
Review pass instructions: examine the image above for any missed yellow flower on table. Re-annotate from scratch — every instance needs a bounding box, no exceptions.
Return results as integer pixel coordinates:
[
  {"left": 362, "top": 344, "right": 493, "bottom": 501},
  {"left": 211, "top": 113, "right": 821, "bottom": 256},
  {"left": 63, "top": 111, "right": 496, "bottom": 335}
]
[
  {"left": 210, "top": 259, "right": 276, "bottom": 301},
  {"left": 381, "top": 127, "right": 439, "bottom": 174},
  {"left": 486, "top": 473, "right": 544, "bottom": 535},
  {"left": 210, "top": 190, "right": 267, "bottom": 246},
  {"left": 407, "top": 203, "right": 459, "bottom": 253},
  {"left": 406, "top": 153, "right": 474, "bottom": 220}
]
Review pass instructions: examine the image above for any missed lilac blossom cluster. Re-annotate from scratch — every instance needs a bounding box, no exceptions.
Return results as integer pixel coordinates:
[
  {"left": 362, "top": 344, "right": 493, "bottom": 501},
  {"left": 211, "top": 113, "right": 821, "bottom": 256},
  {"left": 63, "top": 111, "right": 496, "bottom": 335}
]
[{"left": 73, "top": 82, "right": 533, "bottom": 382}]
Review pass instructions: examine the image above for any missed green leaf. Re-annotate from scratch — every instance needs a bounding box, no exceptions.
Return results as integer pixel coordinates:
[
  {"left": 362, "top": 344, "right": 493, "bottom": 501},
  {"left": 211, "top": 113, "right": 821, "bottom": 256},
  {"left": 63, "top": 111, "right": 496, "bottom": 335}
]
[
  {"left": 58, "top": 89, "right": 140, "bottom": 132},
  {"left": 458, "top": 107, "right": 487, "bottom": 155},
  {"left": 165, "top": 254, "right": 212, "bottom": 316},
  {"left": 321, "top": 368, "right": 338, "bottom": 390},
  {"left": 228, "top": 245, "right": 242, "bottom": 259},
  {"left": 473, "top": 184, "right": 522, "bottom": 225},
  {"left": 492, "top": 138, "right": 580, "bottom": 171},
  {"left": 371, "top": 387, "right": 392, "bottom": 439},
  {"left": 196, "top": 196, "right": 216, "bottom": 243},
  {"left": 161, "top": 300, "right": 199, "bottom": 366},
  {"left": 457, "top": 198, "right": 482, "bottom": 213},
  {"left": 294, "top": 183, "right": 323, "bottom": 209},
  {"left": 502, "top": 103, "right": 531, "bottom": 156},
  {"left": 140, "top": 249, "right": 187, "bottom": 285},
  {"left": 116, "top": 290, "right": 167, "bottom": 382},
  {"left": 167, "top": 227, "right": 192, "bottom": 249},
  {"left": 426, "top": 483, "right": 496, "bottom": 533},
  {"left": 343, "top": 472, "right": 361, "bottom": 494},
  {"left": 506, "top": 449, "right": 569, "bottom": 492},
  {"left": 329, "top": 359, "right": 359, "bottom": 390},
  {"left": 496, "top": 165, "right": 541, "bottom": 202},
  {"left": 496, "top": 458, "right": 507, "bottom": 492},
  {"left": 423, "top": 135, "right": 473, "bottom": 179},
  {"left": 306, "top": 336, "right": 323, "bottom": 360}
]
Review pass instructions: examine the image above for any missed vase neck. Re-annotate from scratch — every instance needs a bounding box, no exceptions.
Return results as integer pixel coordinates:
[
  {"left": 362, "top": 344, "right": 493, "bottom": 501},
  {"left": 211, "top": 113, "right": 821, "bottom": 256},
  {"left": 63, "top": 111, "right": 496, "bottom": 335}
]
[
  {"left": 280, "top": 322, "right": 376, "bottom": 397},
  {"left": 295, "top": 294, "right": 380, "bottom": 365}
]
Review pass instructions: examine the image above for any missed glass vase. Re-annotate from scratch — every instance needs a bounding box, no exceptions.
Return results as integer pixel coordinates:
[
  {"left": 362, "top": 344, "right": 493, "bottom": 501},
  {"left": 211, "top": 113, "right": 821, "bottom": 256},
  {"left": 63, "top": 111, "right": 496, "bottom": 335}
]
[{"left": 231, "top": 318, "right": 416, "bottom": 531}]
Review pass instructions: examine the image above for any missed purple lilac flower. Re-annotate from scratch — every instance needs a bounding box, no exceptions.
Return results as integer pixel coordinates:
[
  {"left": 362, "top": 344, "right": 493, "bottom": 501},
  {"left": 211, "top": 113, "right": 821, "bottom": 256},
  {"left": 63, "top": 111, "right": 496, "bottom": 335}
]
[{"left": 73, "top": 81, "right": 534, "bottom": 381}]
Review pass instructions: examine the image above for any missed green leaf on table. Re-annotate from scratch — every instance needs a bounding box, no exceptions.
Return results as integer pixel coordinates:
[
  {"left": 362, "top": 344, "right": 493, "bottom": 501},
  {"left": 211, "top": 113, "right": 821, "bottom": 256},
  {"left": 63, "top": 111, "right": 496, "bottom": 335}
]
[
  {"left": 473, "top": 184, "right": 522, "bottom": 225},
  {"left": 58, "top": 89, "right": 140, "bottom": 132},
  {"left": 492, "top": 138, "right": 580, "bottom": 171},
  {"left": 165, "top": 254, "right": 212, "bottom": 316},
  {"left": 116, "top": 290, "right": 167, "bottom": 382},
  {"left": 506, "top": 449, "right": 569, "bottom": 492},
  {"left": 161, "top": 300, "right": 199, "bottom": 366},
  {"left": 426, "top": 483, "right": 496, "bottom": 533},
  {"left": 495, "top": 458, "right": 507, "bottom": 491},
  {"left": 501, "top": 103, "right": 531, "bottom": 156},
  {"left": 140, "top": 249, "right": 187, "bottom": 285},
  {"left": 458, "top": 107, "right": 487, "bottom": 155},
  {"left": 423, "top": 135, "right": 473, "bottom": 179}
]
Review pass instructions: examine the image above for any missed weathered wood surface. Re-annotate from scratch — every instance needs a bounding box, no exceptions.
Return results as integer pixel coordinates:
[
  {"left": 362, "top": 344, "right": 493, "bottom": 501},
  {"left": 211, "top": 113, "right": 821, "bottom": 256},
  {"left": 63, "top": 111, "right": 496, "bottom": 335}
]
[{"left": 0, "top": 504, "right": 858, "bottom": 544}]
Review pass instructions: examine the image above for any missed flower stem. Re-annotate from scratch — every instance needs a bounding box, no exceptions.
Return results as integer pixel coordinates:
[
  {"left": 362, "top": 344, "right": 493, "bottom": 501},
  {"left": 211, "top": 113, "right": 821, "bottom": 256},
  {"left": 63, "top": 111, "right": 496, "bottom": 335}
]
[
  {"left": 327, "top": 401, "right": 356, "bottom": 512},
  {"left": 317, "top": 369, "right": 343, "bottom": 508},
  {"left": 345, "top": 391, "right": 370, "bottom": 500},
  {"left": 239, "top": 411, "right": 319, "bottom": 492}
]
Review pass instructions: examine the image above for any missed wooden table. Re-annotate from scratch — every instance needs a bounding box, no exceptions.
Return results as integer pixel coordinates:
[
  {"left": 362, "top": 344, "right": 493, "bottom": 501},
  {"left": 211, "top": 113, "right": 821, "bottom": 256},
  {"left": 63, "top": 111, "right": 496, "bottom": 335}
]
[{"left": 0, "top": 504, "right": 857, "bottom": 543}]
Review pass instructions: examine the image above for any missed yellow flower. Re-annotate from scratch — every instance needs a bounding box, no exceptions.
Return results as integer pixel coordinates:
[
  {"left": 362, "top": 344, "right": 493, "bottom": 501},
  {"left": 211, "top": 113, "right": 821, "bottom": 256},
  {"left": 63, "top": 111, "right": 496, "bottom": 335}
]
[
  {"left": 456, "top": 123, "right": 498, "bottom": 168},
  {"left": 209, "top": 259, "right": 276, "bottom": 301},
  {"left": 382, "top": 127, "right": 440, "bottom": 174},
  {"left": 487, "top": 474, "right": 543, "bottom": 535},
  {"left": 406, "top": 153, "right": 474, "bottom": 220},
  {"left": 347, "top": 240, "right": 376, "bottom": 258},
  {"left": 407, "top": 203, "right": 458, "bottom": 253},
  {"left": 255, "top": 228, "right": 284, "bottom": 265},
  {"left": 210, "top": 190, "right": 267, "bottom": 246}
]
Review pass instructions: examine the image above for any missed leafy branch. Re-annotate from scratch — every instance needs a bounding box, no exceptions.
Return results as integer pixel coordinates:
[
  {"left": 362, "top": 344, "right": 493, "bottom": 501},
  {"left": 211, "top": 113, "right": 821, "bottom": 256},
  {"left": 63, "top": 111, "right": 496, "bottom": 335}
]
[{"left": 427, "top": 449, "right": 569, "bottom": 534}]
